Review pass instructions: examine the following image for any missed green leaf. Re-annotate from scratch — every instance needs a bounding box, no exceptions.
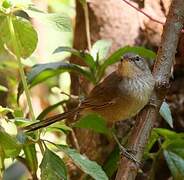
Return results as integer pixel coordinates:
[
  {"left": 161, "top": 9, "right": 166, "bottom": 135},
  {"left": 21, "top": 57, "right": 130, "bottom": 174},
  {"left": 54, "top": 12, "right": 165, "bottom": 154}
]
[
  {"left": 0, "top": 131, "right": 21, "bottom": 158},
  {"left": 103, "top": 146, "right": 120, "bottom": 178},
  {"left": 99, "top": 46, "right": 156, "bottom": 77},
  {"left": 90, "top": 39, "right": 112, "bottom": 62},
  {"left": 144, "top": 130, "right": 160, "bottom": 158},
  {"left": 17, "top": 61, "right": 95, "bottom": 101},
  {"left": 27, "top": 61, "right": 94, "bottom": 87},
  {"left": 159, "top": 102, "right": 173, "bottom": 128},
  {"left": 166, "top": 140, "right": 184, "bottom": 159},
  {"left": 0, "top": 105, "right": 13, "bottom": 116},
  {"left": 59, "top": 145, "right": 108, "bottom": 180},
  {"left": 0, "top": 15, "right": 38, "bottom": 58},
  {"left": 54, "top": 46, "right": 96, "bottom": 70},
  {"left": 23, "top": 144, "right": 38, "bottom": 176},
  {"left": 47, "top": 122, "right": 72, "bottom": 133},
  {"left": 73, "top": 113, "right": 110, "bottom": 135},
  {"left": 153, "top": 128, "right": 181, "bottom": 140},
  {"left": 37, "top": 100, "right": 67, "bottom": 120},
  {"left": 26, "top": 10, "right": 71, "bottom": 32},
  {"left": 40, "top": 148, "right": 67, "bottom": 180},
  {"left": 164, "top": 150, "right": 184, "bottom": 179}
]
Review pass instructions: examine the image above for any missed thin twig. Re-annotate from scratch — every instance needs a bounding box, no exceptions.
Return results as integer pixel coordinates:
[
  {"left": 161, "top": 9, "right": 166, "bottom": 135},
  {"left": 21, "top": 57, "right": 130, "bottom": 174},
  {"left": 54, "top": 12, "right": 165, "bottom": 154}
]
[{"left": 121, "top": 0, "right": 165, "bottom": 25}]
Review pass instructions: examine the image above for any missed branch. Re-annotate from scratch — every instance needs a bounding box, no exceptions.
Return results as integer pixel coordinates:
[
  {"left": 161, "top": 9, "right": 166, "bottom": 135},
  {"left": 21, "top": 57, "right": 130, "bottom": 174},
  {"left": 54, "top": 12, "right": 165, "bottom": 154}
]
[
  {"left": 116, "top": 0, "right": 184, "bottom": 179},
  {"left": 121, "top": 0, "right": 165, "bottom": 25}
]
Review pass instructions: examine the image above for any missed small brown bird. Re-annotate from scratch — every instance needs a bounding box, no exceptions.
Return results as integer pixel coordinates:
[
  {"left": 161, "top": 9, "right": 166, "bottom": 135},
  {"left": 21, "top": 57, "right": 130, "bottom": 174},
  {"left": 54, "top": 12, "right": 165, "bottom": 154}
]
[{"left": 24, "top": 53, "right": 155, "bottom": 132}]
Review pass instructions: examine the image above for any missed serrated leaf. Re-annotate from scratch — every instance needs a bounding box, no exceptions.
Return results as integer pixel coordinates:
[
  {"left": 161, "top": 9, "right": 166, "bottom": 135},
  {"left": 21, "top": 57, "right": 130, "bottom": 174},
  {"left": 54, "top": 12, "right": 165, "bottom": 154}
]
[
  {"left": 0, "top": 131, "right": 21, "bottom": 158},
  {"left": 73, "top": 113, "right": 110, "bottom": 135},
  {"left": 0, "top": 15, "right": 38, "bottom": 58},
  {"left": 159, "top": 102, "right": 173, "bottom": 128},
  {"left": 58, "top": 145, "right": 108, "bottom": 180},
  {"left": 90, "top": 39, "right": 112, "bottom": 62},
  {"left": 40, "top": 149, "right": 67, "bottom": 180},
  {"left": 164, "top": 150, "right": 184, "bottom": 179},
  {"left": 26, "top": 10, "right": 71, "bottom": 32},
  {"left": 54, "top": 46, "right": 96, "bottom": 70}
]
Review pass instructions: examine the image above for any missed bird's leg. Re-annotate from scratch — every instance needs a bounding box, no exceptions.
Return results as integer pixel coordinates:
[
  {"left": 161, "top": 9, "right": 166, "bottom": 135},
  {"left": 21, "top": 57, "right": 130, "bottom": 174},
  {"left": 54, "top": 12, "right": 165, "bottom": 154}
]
[
  {"left": 148, "top": 98, "right": 162, "bottom": 107},
  {"left": 112, "top": 132, "right": 141, "bottom": 166}
]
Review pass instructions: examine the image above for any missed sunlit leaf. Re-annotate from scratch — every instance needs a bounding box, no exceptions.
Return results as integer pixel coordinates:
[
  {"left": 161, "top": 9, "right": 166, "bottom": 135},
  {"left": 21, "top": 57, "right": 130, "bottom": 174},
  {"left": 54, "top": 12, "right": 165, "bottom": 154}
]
[
  {"left": 58, "top": 145, "right": 108, "bottom": 180},
  {"left": 0, "top": 15, "right": 38, "bottom": 58},
  {"left": 90, "top": 39, "right": 112, "bottom": 62},
  {"left": 0, "top": 84, "right": 8, "bottom": 92},
  {"left": 40, "top": 149, "right": 67, "bottom": 180},
  {"left": 26, "top": 9, "right": 71, "bottom": 32},
  {"left": 160, "top": 102, "right": 173, "bottom": 128},
  {"left": 154, "top": 128, "right": 181, "bottom": 140}
]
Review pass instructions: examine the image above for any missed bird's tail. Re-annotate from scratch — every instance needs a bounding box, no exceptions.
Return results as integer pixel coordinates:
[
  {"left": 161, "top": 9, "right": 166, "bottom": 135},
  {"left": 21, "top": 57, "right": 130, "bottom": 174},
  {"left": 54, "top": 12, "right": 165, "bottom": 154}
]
[{"left": 23, "top": 108, "right": 79, "bottom": 132}]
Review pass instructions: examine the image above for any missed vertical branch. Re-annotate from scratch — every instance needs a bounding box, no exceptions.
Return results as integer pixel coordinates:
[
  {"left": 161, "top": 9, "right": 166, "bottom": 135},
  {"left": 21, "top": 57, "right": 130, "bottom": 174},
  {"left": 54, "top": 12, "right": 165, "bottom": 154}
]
[
  {"left": 116, "top": 0, "right": 184, "bottom": 179},
  {"left": 7, "top": 15, "right": 36, "bottom": 122},
  {"left": 83, "top": 2, "right": 92, "bottom": 51}
]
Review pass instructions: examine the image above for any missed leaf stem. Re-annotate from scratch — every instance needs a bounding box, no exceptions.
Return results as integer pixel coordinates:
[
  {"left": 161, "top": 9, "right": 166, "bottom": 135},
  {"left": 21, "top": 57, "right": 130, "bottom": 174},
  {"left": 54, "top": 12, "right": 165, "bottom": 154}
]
[
  {"left": 83, "top": 3, "right": 91, "bottom": 51},
  {"left": 7, "top": 15, "right": 36, "bottom": 122}
]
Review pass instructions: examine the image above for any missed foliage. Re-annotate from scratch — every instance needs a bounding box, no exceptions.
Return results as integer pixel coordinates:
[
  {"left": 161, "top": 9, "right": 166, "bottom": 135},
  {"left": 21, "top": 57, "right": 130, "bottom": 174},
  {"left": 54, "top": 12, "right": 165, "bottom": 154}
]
[{"left": 0, "top": 0, "right": 180, "bottom": 179}]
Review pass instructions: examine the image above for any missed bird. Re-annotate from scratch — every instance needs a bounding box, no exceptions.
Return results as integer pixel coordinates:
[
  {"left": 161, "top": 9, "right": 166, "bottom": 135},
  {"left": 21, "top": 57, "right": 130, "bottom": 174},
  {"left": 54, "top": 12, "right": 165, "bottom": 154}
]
[
  {"left": 23, "top": 53, "right": 155, "bottom": 132},
  {"left": 23, "top": 53, "right": 155, "bottom": 164}
]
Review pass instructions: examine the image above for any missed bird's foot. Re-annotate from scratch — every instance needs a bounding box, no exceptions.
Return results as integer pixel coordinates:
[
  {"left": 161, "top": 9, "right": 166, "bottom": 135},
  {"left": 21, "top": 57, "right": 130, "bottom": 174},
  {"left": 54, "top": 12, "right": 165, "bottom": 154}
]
[{"left": 119, "top": 145, "right": 142, "bottom": 166}]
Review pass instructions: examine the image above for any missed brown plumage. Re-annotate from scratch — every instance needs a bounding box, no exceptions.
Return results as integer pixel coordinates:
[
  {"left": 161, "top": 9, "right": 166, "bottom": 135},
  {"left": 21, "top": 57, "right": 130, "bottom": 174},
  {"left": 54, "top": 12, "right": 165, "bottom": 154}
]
[{"left": 24, "top": 53, "right": 155, "bottom": 132}]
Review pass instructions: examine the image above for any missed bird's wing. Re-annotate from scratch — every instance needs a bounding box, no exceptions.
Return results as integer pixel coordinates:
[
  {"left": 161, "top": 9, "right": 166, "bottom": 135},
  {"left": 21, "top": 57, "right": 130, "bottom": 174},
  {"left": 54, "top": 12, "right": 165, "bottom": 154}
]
[{"left": 80, "top": 71, "right": 122, "bottom": 109}]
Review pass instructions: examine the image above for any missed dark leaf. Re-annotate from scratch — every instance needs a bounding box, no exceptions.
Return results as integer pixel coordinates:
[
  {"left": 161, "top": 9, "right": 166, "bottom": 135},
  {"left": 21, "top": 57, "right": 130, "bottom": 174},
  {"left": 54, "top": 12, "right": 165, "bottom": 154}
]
[
  {"left": 0, "top": 131, "right": 21, "bottom": 158},
  {"left": 103, "top": 146, "right": 120, "bottom": 178},
  {"left": 40, "top": 148, "right": 67, "bottom": 180},
  {"left": 73, "top": 113, "right": 110, "bottom": 135}
]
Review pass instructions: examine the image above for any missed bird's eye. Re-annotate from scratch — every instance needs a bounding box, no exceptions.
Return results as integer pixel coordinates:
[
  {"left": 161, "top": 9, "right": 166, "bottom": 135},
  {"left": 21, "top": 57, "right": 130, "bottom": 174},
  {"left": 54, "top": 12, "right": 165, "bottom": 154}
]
[{"left": 134, "top": 56, "right": 140, "bottom": 61}]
